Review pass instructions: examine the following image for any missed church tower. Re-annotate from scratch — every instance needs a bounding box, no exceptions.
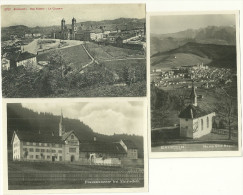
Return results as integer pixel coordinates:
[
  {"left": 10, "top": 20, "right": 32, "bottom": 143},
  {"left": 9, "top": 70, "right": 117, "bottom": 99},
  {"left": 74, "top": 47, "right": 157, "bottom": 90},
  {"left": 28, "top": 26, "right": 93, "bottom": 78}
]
[
  {"left": 72, "top": 17, "right": 77, "bottom": 40},
  {"left": 59, "top": 109, "right": 65, "bottom": 136},
  {"left": 61, "top": 18, "right": 65, "bottom": 31},
  {"left": 190, "top": 81, "right": 197, "bottom": 106}
]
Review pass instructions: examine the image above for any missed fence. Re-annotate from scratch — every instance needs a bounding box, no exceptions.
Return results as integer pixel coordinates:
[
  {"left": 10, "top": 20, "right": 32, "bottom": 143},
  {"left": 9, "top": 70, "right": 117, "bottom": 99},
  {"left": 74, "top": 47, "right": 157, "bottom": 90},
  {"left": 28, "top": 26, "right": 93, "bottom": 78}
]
[
  {"left": 211, "top": 128, "right": 238, "bottom": 137},
  {"left": 8, "top": 170, "right": 144, "bottom": 184}
]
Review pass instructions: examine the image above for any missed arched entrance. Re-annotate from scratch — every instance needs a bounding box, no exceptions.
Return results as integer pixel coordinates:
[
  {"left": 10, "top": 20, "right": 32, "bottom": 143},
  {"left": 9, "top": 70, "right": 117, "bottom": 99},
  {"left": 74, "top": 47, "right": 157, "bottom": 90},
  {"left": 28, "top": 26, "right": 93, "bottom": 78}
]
[{"left": 70, "top": 155, "right": 75, "bottom": 162}]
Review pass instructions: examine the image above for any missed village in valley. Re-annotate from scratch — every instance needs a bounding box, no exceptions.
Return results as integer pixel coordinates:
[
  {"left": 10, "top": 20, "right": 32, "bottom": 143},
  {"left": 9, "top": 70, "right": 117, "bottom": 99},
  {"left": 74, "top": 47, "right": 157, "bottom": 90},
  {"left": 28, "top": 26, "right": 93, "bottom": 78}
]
[{"left": 1, "top": 7, "right": 146, "bottom": 98}]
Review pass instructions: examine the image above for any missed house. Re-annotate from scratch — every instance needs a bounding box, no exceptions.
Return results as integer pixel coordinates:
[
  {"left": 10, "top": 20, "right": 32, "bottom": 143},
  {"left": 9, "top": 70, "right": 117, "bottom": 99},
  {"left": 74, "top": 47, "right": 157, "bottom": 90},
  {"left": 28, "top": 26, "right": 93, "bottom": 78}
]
[
  {"left": 11, "top": 111, "right": 79, "bottom": 162},
  {"left": 178, "top": 84, "right": 215, "bottom": 138},
  {"left": 6, "top": 51, "right": 37, "bottom": 68},
  {"left": 79, "top": 139, "right": 127, "bottom": 165},
  {"left": 120, "top": 140, "right": 138, "bottom": 159},
  {"left": 1, "top": 57, "right": 10, "bottom": 70}
]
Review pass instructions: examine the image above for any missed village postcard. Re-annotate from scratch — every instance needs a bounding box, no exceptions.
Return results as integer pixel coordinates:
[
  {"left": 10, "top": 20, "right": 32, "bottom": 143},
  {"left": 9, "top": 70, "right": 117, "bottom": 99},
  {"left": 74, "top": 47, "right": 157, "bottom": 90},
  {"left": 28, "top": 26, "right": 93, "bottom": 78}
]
[
  {"left": 2, "top": 99, "right": 148, "bottom": 193},
  {"left": 149, "top": 11, "right": 242, "bottom": 158},
  {"left": 1, "top": 4, "right": 146, "bottom": 98}
]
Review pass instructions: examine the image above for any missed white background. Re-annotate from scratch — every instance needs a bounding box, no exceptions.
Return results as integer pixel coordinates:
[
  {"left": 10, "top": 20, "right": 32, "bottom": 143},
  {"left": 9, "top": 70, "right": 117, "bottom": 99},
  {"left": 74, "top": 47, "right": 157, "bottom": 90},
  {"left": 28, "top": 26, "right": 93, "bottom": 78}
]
[{"left": 0, "top": 0, "right": 243, "bottom": 195}]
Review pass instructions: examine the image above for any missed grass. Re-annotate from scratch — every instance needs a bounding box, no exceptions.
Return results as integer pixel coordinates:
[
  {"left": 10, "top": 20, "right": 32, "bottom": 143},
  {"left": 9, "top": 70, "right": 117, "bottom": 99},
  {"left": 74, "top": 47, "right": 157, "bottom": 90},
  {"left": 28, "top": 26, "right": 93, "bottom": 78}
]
[
  {"left": 86, "top": 42, "right": 144, "bottom": 60},
  {"left": 37, "top": 44, "right": 91, "bottom": 69}
]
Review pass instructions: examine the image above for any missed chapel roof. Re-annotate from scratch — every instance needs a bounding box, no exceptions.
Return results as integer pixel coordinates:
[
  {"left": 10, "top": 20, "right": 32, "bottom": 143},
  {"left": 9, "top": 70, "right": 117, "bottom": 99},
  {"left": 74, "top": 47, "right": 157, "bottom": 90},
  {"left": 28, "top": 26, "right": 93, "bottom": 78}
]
[{"left": 179, "top": 104, "right": 214, "bottom": 119}]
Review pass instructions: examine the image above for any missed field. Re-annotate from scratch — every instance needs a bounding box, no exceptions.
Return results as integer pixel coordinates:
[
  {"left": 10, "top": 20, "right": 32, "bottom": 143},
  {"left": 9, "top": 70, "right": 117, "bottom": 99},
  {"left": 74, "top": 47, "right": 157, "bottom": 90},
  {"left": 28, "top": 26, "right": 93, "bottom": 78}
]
[
  {"left": 37, "top": 44, "right": 91, "bottom": 70},
  {"left": 8, "top": 160, "right": 144, "bottom": 189},
  {"left": 85, "top": 42, "right": 145, "bottom": 61}
]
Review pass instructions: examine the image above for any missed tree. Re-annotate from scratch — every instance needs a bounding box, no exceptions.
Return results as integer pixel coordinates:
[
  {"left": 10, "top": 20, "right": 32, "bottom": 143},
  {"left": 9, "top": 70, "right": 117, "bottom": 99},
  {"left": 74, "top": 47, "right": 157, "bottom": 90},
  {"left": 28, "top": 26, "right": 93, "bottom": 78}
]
[{"left": 214, "top": 89, "right": 237, "bottom": 140}]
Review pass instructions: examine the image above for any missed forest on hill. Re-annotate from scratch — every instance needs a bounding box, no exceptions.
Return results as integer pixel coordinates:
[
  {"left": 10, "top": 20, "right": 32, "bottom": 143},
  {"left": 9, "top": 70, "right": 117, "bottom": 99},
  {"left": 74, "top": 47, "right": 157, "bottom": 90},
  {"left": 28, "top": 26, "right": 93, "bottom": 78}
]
[
  {"left": 151, "top": 42, "right": 237, "bottom": 70},
  {"left": 7, "top": 103, "right": 144, "bottom": 158}
]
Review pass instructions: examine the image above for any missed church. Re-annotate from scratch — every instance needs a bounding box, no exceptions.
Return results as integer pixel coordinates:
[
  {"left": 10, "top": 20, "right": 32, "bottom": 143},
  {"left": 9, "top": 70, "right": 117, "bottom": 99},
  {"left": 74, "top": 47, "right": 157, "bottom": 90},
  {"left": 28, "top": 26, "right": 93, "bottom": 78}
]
[{"left": 178, "top": 84, "right": 215, "bottom": 138}]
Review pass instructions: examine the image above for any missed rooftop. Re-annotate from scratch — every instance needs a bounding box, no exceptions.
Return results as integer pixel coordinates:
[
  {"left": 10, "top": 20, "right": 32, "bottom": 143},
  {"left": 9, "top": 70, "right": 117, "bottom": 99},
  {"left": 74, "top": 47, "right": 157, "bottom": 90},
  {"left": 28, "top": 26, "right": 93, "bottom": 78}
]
[
  {"left": 79, "top": 141, "right": 127, "bottom": 154},
  {"left": 179, "top": 104, "right": 214, "bottom": 119},
  {"left": 12, "top": 131, "right": 64, "bottom": 144},
  {"left": 121, "top": 139, "right": 138, "bottom": 149}
]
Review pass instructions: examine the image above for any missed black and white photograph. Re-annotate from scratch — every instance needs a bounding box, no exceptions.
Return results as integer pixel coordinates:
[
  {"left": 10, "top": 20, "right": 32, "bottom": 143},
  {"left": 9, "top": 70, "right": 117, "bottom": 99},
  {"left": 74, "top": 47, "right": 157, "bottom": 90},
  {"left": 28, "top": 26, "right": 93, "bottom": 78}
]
[
  {"left": 3, "top": 100, "right": 147, "bottom": 192},
  {"left": 1, "top": 4, "right": 146, "bottom": 98},
  {"left": 149, "top": 12, "right": 241, "bottom": 156}
]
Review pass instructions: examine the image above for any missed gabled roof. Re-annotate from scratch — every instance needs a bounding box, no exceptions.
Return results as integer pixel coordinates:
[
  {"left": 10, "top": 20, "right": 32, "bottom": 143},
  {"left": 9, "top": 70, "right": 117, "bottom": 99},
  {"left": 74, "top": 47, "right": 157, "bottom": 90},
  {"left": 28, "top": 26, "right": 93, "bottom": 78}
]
[
  {"left": 121, "top": 140, "right": 138, "bottom": 149},
  {"left": 79, "top": 141, "right": 126, "bottom": 154},
  {"left": 6, "top": 52, "right": 36, "bottom": 62},
  {"left": 179, "top": 104, "right": 214, "bottom": 119},
  {"left": 61, "top": 130, "right": 79, "bottom": 141},
  {"left": 12, "top": 130, "right": 64, "bottom": 144}
]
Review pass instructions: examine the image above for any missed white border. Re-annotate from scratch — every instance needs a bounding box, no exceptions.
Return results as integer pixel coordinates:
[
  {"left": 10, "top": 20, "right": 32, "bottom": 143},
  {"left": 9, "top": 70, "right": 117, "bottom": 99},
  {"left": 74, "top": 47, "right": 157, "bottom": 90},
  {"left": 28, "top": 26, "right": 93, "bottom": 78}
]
[
  {"left": 2, "top": 98, "right": 148, "bottom": 194},
  {"left": 148, "top": 10, "right": 242, "bottom": 158}
]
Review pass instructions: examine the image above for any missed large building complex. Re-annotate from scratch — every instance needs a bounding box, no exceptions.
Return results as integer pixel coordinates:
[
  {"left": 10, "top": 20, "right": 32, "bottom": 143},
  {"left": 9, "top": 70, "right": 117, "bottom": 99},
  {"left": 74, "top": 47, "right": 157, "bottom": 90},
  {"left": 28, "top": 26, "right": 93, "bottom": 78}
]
[{"left": 11, "top": 111, "right": 138, "bottom": 163}]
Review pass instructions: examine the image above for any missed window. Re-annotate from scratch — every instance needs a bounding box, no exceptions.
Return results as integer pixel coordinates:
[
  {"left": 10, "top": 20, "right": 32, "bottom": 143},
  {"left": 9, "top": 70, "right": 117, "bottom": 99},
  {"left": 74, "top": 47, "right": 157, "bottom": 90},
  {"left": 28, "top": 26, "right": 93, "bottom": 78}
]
[
  {"left": 23, "top": 148, "right": 27, "bottom": 151},
  {"left": 41, "top": 149, "right": 45, "bottom": 152},
  {"left": 44, "top": 143, "right": 47, "bottom": 147},
  {"left": 36, "top": 155, "right": 39, "bottom": 159},
  {"left": 47, "top": 155, "right": 50, "bottom": 159},
  {"left": 26, "top": 142, "right": 30, "bottom": 146},
  {"left": 59, "top": 156, "right": 62, "bottom": 161},
  {"left": 46, "top": 149, "right": 50, "bottom": 153},
  {"left": 71, "top": 135, "right": 74, "bottom": 139},
  {"left": 29, "top": 148, "right": 34, "bottom": 152},
  {"left": 201, "top": 119, "right": 204, "bottom": 130},
  {"left": 47, "top": 143, "right": 50, "bottom": 147},
  {"left": 36, "top": 148, "right": 40, "bottom": 152},
  {"left": 29, "top": 142, "right": 33, "bottom": 146},
  {"left": 69, "top": 148, "right": 76, "bottom": 153},
  {"left": 58, "top": 150, "right": 62, "bottom": 154},
  {"left": 207, "top": 117, "right": 209, "bottom": 128},
  {"left": 33, "top": 142, "right": 36, "bottom": 146},
  {"left": 30, "top": 155, "right": 33, "bottom": 159},
  {"left": 52, "top": 150, "right": 56, "bottom": 153}
]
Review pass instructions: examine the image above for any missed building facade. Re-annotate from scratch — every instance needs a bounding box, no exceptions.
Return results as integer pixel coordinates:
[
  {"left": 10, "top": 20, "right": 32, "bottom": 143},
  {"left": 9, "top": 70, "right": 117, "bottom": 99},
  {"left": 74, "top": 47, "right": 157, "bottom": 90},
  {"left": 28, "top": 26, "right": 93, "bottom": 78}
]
[{"left": 120, "top": 140, "right": 138, "bottom": 159}]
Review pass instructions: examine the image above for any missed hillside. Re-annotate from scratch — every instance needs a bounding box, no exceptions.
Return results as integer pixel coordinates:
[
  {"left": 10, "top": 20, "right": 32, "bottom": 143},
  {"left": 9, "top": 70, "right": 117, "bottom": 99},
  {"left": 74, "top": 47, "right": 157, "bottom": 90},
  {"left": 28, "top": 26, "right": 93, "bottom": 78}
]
[
  {"left": 151, "top": 42, "right": 237, "bottom": 70},
  {"left": 150, "top": 26, "right": 236, "bottom": 55},
  {"left": 7, "top": 104, "right": 144, "bottom": 157},
  {"left": 1, "top": 18, "right": 145, "bottom": 41}
]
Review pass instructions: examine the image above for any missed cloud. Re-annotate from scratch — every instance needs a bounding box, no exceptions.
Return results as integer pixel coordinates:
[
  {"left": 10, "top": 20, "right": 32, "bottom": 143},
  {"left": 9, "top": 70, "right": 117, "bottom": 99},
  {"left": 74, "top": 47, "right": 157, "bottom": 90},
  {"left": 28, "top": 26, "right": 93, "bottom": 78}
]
[{"left": 21, "top": 101, "right": 145, "bottom": 136}]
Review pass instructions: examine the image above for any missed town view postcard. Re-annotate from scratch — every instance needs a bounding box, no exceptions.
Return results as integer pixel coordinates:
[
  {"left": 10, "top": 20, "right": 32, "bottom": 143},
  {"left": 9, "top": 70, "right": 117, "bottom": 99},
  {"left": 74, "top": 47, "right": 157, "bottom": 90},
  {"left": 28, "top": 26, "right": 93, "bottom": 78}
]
[
  {"left": 149, "top": 12, "right": 241, "bottom": 157},
  {"left": 2, "top": 100, "right": 148, "bottom": 193},
  {"left": 1, "top": 4, "right": 146, "bottom": 98}
]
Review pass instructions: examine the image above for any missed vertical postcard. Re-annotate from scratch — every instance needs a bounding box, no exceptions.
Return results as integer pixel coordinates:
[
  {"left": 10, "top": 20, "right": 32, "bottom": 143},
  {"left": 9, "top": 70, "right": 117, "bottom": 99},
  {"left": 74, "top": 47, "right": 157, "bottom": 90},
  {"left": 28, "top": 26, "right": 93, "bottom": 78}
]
[
  {"left": 149, "top": 11, "right": 241, "bottom": 158},
  {"left": 2, "top": 99, "right": 148, "bottom": 193},
  {"left": 1, "top": 4, "right": 146, "bottom": 98}
]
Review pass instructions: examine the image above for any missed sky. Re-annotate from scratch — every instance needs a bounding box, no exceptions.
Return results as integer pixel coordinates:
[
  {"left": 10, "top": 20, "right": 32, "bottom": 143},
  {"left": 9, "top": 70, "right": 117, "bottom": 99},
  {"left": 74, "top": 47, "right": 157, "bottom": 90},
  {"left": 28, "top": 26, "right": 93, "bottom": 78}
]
[
  {"left": 1, "top": 4, "right": 145, "bottom": 27},
  {"left": 150, "top": 14, "right": 236, "bottom": 34},
  {"left": 21, "top": 101, "right": 145, "bottom": 136}
]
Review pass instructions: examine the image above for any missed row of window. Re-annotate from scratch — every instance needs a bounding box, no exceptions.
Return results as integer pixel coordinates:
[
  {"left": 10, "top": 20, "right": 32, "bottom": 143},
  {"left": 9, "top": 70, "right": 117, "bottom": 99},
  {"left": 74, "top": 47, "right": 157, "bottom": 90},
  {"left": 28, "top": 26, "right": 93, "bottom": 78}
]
[
  {"left": 28, "top": 155, "right": 62, "bottom": 161},
  {"left": 23, "top": 148, "right": 62, "bottom": 153},
  {"left": 23, "top": 142, "right": 62, "bottom": 148}
]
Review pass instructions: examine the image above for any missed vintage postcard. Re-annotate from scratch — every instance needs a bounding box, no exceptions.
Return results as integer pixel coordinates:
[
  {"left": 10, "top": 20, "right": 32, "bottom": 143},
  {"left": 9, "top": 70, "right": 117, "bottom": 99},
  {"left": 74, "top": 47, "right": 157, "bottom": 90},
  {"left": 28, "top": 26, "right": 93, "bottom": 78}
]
[
  {"left": 2, "top": 99, "right": 148, "bottom": 193},
  {"left": 1, "top": 4, "right": 146, "bottom": 97},
  {"left": 148, "top": 11, "right": 241, "bottom": 158}
]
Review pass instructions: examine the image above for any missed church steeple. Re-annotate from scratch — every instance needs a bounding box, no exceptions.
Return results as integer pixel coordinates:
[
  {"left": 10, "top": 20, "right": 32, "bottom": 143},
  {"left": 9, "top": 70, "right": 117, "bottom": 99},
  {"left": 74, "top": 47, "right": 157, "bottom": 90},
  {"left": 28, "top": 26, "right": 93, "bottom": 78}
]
[
  {"left": 59, "top": 109, "right": 65, "bottom": 136},
  {"left": 190, "top": 81, "right": 197, "bottom": 106}
]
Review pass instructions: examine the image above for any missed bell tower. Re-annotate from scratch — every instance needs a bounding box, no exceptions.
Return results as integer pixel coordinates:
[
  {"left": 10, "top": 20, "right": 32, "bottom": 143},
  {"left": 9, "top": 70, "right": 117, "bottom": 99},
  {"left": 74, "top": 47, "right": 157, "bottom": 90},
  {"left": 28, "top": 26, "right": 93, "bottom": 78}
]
[
  {"left": 59, "top": 109, "right": 65, "bottom": 136},
  {"left": 190, "top": 81, "right": 197, "bottom": 106},
  {"left": 61, "top": 18, "right": 65, "bottom": 31},
  {"left": 72, "top": 17, "right": 77, "bottom": 40}
]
